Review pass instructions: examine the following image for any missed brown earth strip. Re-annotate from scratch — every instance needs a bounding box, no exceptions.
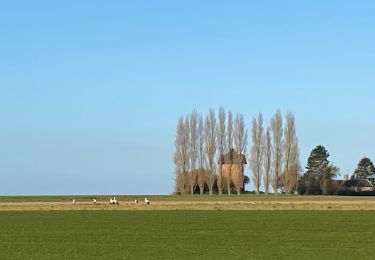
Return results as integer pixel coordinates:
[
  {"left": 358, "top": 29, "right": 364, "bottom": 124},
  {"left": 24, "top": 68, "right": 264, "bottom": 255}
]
[{"left": 1, "top": 196, "right": 375, "bottom": 211}]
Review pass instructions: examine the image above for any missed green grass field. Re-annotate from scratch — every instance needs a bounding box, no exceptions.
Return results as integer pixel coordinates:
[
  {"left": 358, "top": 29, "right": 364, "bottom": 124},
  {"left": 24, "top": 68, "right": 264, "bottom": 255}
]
[{"left": 0, "top": 210, "right": 373, "bottom": 259}]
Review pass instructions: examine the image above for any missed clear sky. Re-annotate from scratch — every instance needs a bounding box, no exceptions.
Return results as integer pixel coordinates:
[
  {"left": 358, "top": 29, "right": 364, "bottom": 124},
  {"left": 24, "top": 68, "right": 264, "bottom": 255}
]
[{"left": 1, "top": 1, "right": 375, "bottom": 195}]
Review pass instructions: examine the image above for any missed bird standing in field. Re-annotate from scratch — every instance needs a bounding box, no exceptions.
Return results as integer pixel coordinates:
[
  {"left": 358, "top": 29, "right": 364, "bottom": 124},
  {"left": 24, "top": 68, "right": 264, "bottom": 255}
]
[
  {"left": 145, "top": 198, "right": 150, "bottom": 205},
  {"left": 72, "top": 198, "right": 76, "bottom": 205}
]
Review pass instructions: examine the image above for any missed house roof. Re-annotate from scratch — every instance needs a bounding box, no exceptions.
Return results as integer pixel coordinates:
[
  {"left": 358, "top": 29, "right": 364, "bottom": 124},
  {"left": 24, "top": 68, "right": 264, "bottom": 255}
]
[
  {"left": 343, "top": 179, "right": 374, "bottom": 188},
  {"left": 219, "top": 148, "right": 247, "bottom": 165}
]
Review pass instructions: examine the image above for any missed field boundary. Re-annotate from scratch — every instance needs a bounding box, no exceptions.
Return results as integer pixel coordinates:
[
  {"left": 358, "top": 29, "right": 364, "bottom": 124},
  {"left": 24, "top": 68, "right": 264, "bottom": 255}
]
[{"left": 1, "top": 196, "right": 375, "bottom": 211}]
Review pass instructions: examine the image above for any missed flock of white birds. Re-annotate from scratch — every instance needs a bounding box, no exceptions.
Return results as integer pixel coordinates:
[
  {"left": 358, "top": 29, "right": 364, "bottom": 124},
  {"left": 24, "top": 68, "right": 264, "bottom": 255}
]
[{"left": 72, "top": 197, "right": 151, "bottom": 205}]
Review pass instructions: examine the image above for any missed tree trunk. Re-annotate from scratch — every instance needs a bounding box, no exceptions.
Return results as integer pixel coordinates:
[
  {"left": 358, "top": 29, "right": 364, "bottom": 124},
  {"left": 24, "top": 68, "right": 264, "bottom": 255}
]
[{"left": 216, "top": 173, "right": 223, "bottom": 195}]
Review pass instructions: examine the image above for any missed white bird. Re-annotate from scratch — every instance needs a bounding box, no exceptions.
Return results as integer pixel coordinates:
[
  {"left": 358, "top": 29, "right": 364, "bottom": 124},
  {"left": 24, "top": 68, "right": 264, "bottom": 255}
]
[
  {"left": 113, "top": 197, "right": 118, "bottom": 205},
  {"left": 109, "top": 198, "right": 114, "bottom": 205},
  {"left": 134, "top": 199, "right": 139, "bottom": 204},
  {"left": 145, "top": 198, "right": 150, "bottom": 205},
  {"left": 72, "top": 198, "right": 76, "bottom": 205},
  {"left": 93, "top": 198, "right": 97, "bottom": 205}
]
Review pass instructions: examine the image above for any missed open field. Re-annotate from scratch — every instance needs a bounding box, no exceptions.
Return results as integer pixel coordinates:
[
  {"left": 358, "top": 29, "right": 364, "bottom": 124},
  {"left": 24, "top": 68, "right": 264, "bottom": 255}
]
[
  {"left": 0, "top": 210, "right": 374, "bottom": 259},
  {"left": 2, "top": 195, "right": 375, "bottom": 210}
]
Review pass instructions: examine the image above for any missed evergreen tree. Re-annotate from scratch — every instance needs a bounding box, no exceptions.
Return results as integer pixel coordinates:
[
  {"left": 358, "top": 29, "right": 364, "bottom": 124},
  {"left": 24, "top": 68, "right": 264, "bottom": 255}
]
[
  {"left": 305, "top": 145, "right": 329, "bottom": 194},
  {"left": 353, "top": 157, "right": 375, "bottom": 179},
  {"left": 300, "top": 145, "right": 337, "bottom": 195}
]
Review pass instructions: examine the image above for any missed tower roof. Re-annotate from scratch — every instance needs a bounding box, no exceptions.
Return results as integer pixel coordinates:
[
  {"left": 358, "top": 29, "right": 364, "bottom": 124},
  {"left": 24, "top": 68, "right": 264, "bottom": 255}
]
[{"left": 219, "top": 148, "right": 247, "bottom": 165}]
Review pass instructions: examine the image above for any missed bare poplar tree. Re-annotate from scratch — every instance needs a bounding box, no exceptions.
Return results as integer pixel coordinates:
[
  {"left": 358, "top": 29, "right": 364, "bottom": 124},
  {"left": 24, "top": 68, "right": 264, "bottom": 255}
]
[
  {"left": 204, "top": 109, "right": 217, "bottom": 195},
  {"left": 216, "top": 107, "right": 226, "bottom": 195},
  {"left": 263, "top": 127, "right": 272, "bottom": 194},
  {"left": 187, "top": 111, "right": 198, "bottom": 195},
  {"left": 250, "top": 112, "right": 264, "bottom": 195},
  {"left": 196, "top": 114, "right": 205, "bottom": 195},
  {"left": 234, "top": 113, "right": 247, "bottom": 154},
  {"left": 283, "top": 112, "right": 300, "bottom": 194},
  {"left": 224, "top": 110, "right": 234, "bottom": 194},
  {"left": 183, "top": 116, "right": 191, "bottom": 194},
  {"left": 226, "top": 111, "right": 233, "bottom": 152},
  {"left": 173, "top": 116, "right": 188, "bottom": 195},
  {"left": 233, "top": 113, "right": 247, "bottom": 195},
  {"left": 271, "top": 110, "right": 283, "bottom": 194}
]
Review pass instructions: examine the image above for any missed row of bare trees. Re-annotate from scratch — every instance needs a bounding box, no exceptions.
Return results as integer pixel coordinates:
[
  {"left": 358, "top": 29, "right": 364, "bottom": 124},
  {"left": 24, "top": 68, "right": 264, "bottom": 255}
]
[
  {"left": 173, "top": 108, "right": 247, "bottom": 195},
  {"left": 173, "top": 108, "right": 300, "bottom": 195},
  {"left": 250, "top": 111, "right": 301, "bottom": 195},
  {"left": 174, "top": 110, "right": 215, "bottom": 195}
]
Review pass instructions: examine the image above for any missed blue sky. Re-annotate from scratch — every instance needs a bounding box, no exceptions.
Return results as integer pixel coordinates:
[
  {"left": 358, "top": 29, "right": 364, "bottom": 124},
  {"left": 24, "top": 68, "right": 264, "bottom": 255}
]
[{"left": 1, "top": 1, "right": 375, "bottom": 195}]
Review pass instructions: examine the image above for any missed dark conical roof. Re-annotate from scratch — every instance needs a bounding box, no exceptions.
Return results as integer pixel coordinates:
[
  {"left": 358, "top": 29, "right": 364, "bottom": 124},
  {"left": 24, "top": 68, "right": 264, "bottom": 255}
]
[{"left": 219, "top": 148, "right": 247, "bottom": 165}]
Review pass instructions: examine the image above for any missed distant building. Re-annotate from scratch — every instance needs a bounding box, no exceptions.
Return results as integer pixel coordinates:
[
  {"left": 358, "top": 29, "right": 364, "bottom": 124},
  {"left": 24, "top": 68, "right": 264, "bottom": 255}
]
[
  {"left": 367, "top": 174, "right": 375, "bottom": 185},
  {"left": 340, "top": 179, "right": 374, "bottom": 193},
  {"left": 219, "top": 149, "right": 247, "bottom": 192}
]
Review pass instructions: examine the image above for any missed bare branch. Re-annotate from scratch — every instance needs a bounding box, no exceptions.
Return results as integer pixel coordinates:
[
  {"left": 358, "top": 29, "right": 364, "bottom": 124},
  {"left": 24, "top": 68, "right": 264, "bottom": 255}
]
[
  {"left": 234, "top": 113, "right": 247, "bottom": 155},
  {"left": 226, "top": 110, "right": 233, "bottom": 152}
]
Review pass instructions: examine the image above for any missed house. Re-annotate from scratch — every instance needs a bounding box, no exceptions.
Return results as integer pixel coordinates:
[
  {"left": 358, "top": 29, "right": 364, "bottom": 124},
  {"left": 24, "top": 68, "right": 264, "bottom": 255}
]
[
  {"left": 367, "top": 174, "right": 375, "bottom": 185},
  {"left": 340, "top": 179, "right": 375, "bottom": 193},
  {"left": 219, "top": 149, "right": 247, "bottom": 193}
]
